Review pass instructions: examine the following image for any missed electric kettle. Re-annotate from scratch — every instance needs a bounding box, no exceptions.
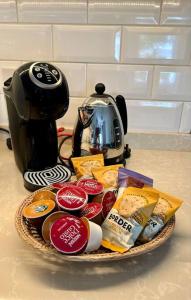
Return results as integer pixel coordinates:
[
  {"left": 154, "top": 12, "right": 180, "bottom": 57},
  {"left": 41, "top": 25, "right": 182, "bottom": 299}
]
[{"left": 72, "top": 83, "right": 130, "bottom": 165}]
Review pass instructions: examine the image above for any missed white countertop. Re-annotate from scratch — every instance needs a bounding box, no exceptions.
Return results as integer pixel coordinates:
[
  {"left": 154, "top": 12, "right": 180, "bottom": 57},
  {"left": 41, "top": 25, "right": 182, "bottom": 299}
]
[{"left": 0, "top": 137, "right": 191, "bottom": 300}]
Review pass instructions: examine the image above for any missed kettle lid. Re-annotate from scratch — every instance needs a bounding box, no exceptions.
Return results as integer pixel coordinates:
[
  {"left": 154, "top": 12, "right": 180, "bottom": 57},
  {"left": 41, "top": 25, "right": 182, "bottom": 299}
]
[{"left": 90, "top": 83, "right": 113, "bottom": 99}]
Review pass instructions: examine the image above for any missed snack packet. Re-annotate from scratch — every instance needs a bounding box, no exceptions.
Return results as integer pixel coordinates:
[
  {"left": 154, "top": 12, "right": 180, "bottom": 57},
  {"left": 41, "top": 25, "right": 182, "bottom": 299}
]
[
  {"left": 71, "top": 154, "right": 104, "bottom": 179},
  {"left": 101, "top": 187, "right": 158, "bottom": 253},
  {"left": 118, "top": 168, "right": 153, "bottom": 199},
  {"left": 139, "top": 187, "right": 183, "bottom": 242},
  {"left": 92, "top": 164, "right": 123, "bottom": 189}
]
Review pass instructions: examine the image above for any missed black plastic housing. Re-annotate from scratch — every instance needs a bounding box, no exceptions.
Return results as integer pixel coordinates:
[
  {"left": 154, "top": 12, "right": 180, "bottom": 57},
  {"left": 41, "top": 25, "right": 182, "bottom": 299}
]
[{"left": 3, "top": 62, "right": 69, "bottom": 174}]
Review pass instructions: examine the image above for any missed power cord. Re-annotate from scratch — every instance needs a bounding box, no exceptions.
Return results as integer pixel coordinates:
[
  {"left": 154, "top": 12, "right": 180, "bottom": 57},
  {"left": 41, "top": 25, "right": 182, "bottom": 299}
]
[
  {"left": 0, "top": 128, "right": 12, "bottom": 150},
  {"left": 57, "top": 127, "right": 74, "bottom": 172}
]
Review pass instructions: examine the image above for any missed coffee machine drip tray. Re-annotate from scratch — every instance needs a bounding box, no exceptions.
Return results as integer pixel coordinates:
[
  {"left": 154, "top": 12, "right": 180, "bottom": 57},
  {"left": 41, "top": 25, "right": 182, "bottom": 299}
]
[{"left": 23, "top": 164, "right": 72, "bottom": 191}]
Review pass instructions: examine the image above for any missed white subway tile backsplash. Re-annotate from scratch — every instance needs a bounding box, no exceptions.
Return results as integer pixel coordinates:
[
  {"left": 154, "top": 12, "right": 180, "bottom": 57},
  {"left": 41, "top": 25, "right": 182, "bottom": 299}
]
[
  {"left": 17, "top": 0, "right": 87, "bottom": 24},
  {"left": 88, "top": 0, "right": 161, "bottom": 25},
  {"left": 0, "top": 3, "right": 190, "bottom": 135},
  {"left": 179, "top": 102, "right": 191, "bottom": 133},
  {"left": 87, "top": 64, "right": 153, "bottom": 99},
  {"left": 53, "top": 25, "right": 121, "bottom": 63},
  {"left": 53, "top": 63, "right": 86, "bottom": 97},
  {"left": 0, "top": 94, "right": 8, "bottom": 125},
  {"left": 161, "top": 0, "right": 191, "bottom": 25},
  {"left": 121, "top": 26, "right": 191, "bottom": 65},
  {"left": 0, "top": 0, "right": 17, "bottom": 22},
  {"left": 0, "top": 61, "right": 22, "bottom": 93},
  {"left": 152, "top": 66, "right": 191, "bottom": 101},
  {"left": 126, "top": 100, "right": 183, "bottom": 132},
  {"left": 56, "top": 97, "right": 85, "bottom": 129},
  {"left": 0, "top": 24, "right": 52, "bottom": 61}
]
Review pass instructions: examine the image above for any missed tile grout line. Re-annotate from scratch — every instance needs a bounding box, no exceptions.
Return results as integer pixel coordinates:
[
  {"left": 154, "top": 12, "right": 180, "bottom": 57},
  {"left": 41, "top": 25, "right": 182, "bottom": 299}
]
[
  {"left": 119, "top": 25, "right": 123, "bottom": 63},
  {"left": 159, "top": 0, "right": 163, "bottom": 25},
  {"left": 0, "top": 59, "right": 191, "bottom": 68},
  {"left": 15, "top": 0, "right": 19, "bottom": 23},
  {"left": 0, "top": 21, "right": 191, "bottom": 28},
  {"left": 51, "top": 24, "right": 54, "bottom": 61},
  {"left": 150, "top": 65, "right": 156, "bottom": 99},
  {"left": 178, "top": 102, "right": 185, "bottom": 133}
]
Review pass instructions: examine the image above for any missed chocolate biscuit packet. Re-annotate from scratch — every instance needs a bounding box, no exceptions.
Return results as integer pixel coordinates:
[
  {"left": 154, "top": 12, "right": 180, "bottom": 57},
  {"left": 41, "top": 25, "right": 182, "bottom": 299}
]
[
  {"left": 118, "top": 168, "right": 153, "bottom": 199},
  {"left": 101, "top": 187, "right": 158, "bottom": 253},
  {"left": 71, "top": 154, "right": 104, "bottom": 179},
  {"left": 92, "top": 164, "right": 123, "bottom": 189},
  {"left": 139, "top": 187, "right": 183, "bottom": 242}
]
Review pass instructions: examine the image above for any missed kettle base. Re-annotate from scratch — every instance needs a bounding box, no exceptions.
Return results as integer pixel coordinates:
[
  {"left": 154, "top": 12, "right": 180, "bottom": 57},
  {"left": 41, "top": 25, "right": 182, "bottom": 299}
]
[{"left": 104, "top": 155, "right": 126, "bottom": 167}]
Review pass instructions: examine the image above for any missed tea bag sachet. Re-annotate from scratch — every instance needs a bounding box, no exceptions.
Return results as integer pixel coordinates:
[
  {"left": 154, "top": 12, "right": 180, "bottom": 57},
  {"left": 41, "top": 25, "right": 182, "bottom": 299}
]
[
  {"left": 92, "top": 164, "right": 123, "bottom": 189},
  {"left": 117, "top": 168, "right": 153, "bottom": 199},
  {"left": 101, "top": 187, "right": 158, "bottom": 253},
  {"left": 71, "top": 154, "right": 104, "bottom": 179},
  {"left": 139, "top": 187, "right": 183, "bottom": 242}
]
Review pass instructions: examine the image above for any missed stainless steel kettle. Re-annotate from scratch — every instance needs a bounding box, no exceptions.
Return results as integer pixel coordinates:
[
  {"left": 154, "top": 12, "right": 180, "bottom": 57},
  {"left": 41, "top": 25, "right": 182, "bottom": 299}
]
[{"left": 72, "top": 83, "right": 130, "bottom": 165}]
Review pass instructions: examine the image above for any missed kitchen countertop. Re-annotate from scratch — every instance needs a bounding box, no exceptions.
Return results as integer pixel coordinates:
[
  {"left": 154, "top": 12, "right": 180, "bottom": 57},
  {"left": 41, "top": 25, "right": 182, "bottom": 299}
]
[{"left": 0, "top": 136, "right": 191, "bottom": 300}]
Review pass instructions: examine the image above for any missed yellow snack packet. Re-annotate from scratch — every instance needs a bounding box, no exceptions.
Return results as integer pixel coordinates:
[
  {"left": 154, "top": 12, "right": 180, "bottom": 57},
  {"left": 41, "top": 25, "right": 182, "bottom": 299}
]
[
  {"left": 92, "top": 164, "right": 123, "bottom": 189},
  {"left": 71, "top": 154, "right": 104, "bottom": 179},
  {"left": 101, "top": 187, "right": 158, "bottom": 253},
  {"left": 139, "top": 187, "right": 183, "bottom": 242}
]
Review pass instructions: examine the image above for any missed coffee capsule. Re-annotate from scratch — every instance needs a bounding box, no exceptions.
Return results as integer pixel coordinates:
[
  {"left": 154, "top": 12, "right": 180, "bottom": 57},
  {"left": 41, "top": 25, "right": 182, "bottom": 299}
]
[
  {"left": 32, "top": 190, "right": 56, "bottom": 202},
  {"left": 81, "top": 217, "right": 102, "bottom": 253},
  {"left": 50, "top": 215, "right": 88, "bottom": 254},
  {"left": 80, "top": 202, "right": 103, "bottom": 225},
  {"left": 93, "top": 189, "right": 117, "bottom": 219},
  {"left": 77, "top": 178, "right": 103, "bottom": 200},
  {"left": 42, "top": 211, "right": 69, "bottom": 243},
  {"left": 22, "top": 199, "right": 56, "bottom": 227},
  {"left": 56, "top": 186, "right": 88, "bottom": 212}
]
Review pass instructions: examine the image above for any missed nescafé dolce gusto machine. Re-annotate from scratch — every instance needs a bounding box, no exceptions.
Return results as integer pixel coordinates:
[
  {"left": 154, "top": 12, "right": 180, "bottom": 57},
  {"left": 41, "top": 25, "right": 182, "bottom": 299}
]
[{"left": 3, "top": 62, "right": 71, "bottom": 191}]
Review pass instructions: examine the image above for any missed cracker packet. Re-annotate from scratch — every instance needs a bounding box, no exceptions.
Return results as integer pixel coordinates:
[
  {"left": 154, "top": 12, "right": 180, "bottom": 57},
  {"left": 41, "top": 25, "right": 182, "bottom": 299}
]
[
  {"left": 118, "top": 168, "right": 153, "bottom": 199},
  {"left": 92, "top": 164, "right": 123, "bottom": 189},
  {"left": 71, "top": 154, "right": 104, "bottom": 179},
  {"left": 101, "top": 187, "right": 158, "bottom": 253},
  {"left": 139, "top": 187, "right": 183, "bottom": 242}
]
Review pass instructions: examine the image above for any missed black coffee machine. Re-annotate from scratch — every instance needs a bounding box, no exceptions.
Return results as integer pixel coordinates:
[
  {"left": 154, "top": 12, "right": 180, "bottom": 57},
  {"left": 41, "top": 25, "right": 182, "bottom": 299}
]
[{"left": 3, "top": 62, "right": 71, "bottom": 191}]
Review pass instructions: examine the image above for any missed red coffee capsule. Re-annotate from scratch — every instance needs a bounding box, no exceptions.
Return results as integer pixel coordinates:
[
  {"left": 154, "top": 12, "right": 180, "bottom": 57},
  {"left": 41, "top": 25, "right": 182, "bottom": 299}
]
[
  {"left": 77, "top": 178, "right": 103, "bottom": 196},
  {"left": 56, "top": 186, "right": 88, "bottom": 212},
  {"left": 80, "top": 202, "right": 103, "bottom": 225},
  {"left": 101, "top": 190, "right": 116, "bottom": 219},
  {"left": 52, "top": 181, "right": 76, "bottom": 190},
  {"left": 50, "top": 215, "right": 88, "bottom": 254}
]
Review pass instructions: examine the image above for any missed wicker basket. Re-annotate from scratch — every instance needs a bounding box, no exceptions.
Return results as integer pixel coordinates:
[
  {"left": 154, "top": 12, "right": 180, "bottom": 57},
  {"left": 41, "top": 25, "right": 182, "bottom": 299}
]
[{"left": 15, "top": 187, "right": 175, "bottom": 262}]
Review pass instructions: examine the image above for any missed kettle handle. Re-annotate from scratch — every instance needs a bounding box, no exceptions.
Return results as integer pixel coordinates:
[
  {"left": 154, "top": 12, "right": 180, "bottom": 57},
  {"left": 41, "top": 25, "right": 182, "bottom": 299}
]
[{"left": 115, "top": 95, "right": 127, "bottom": 135}]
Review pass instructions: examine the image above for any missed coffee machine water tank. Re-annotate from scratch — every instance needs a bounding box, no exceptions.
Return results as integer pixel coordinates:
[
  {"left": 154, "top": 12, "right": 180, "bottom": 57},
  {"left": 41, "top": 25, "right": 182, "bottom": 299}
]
[{"left": 3, "top": 62, "right": 71, "bottom": 191}]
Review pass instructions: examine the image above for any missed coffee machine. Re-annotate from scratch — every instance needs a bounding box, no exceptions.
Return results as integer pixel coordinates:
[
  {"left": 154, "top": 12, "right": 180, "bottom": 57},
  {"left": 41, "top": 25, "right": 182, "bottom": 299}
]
[{"left": 3, "top": 62, "right": 71, "bottom": 191}]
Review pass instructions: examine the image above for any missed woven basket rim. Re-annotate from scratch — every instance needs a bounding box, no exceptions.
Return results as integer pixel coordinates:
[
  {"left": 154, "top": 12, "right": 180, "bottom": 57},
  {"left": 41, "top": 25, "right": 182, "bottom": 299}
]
[{"left": 15, "top": 187, "right": 176, "bottom": 262}]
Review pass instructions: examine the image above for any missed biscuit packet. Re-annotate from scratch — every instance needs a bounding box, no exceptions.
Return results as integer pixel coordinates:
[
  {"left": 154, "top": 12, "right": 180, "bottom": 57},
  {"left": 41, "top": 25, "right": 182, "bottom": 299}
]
[
  {"left": 139, "top": 187, "right": 183, "bottom": 242},
  {"left": 71, "top": 154, "right": 104, "bottom": 179},
  {"left": 101, "top": 187, "right": 158, "bottom": 253},
  {"left": 92, "top": 164, "right": 123, "bottom": 189},
  {"left": 118, "top": 168, "right": 153, "bottom": 199}
]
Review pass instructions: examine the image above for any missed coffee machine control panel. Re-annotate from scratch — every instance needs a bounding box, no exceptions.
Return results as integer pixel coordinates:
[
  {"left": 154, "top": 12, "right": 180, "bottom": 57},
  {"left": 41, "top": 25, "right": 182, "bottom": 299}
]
[{"left": 29, "top": 62, "right": 62, "bottom": 89}]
